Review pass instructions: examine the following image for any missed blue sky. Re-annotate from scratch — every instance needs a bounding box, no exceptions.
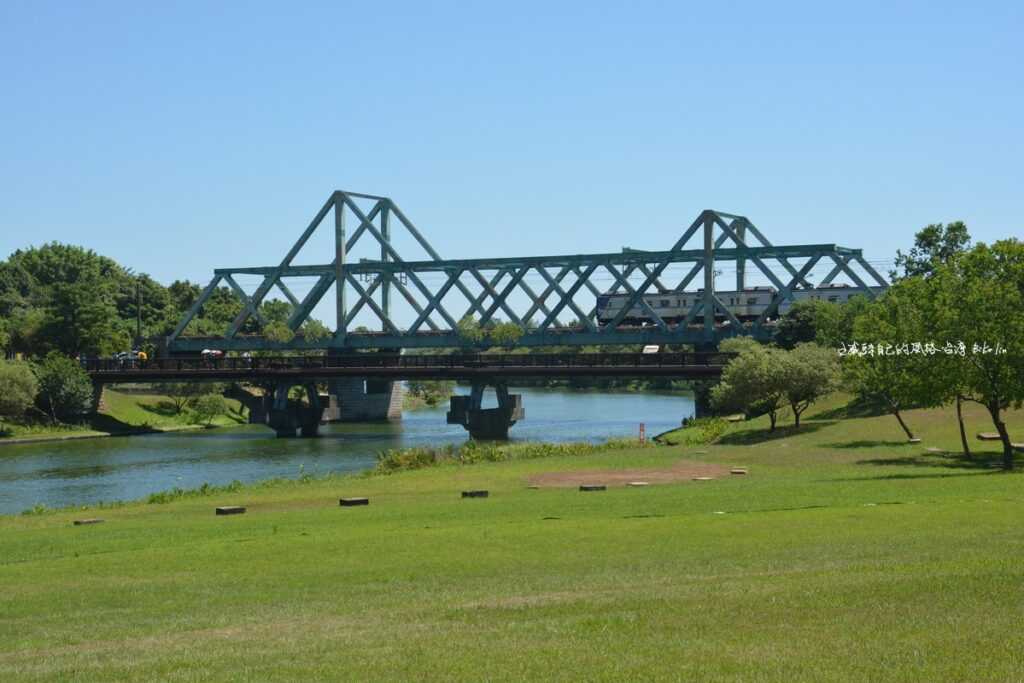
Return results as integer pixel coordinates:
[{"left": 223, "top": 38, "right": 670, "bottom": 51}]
[{"left": 1, "top": 1, "right": 1021, "bottom": 326}]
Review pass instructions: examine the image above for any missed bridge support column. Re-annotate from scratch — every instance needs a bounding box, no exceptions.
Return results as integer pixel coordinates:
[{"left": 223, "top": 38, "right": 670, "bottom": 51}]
[
  {"left": 690, "top": 379, "right": 716, "bottom": 419},
  {"left": 90, "top": 382, "right": 106, "bottom": 415},
  {"left": 323, "top": 378, "right": 404, "bottom": 422},
  {"left": 447, "top": 380, "right": 524, "bottom": 440},
  {"left": 268, "top": 382, "right": 323, "bottom": 438},
  {"left": 323, "top": 350, "right": 404, "bottom": 422}
]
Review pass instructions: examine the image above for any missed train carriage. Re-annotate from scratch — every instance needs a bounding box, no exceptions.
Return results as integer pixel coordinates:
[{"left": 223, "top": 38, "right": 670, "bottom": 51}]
[{"left": 595, "top": 284, "right": 886, "bottom": 326}]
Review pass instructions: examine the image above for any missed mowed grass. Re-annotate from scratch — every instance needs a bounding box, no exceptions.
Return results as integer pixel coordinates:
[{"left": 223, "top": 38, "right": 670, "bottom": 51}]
[{"left": 1, "top": 396, "right": 1023, "bottom": 681}]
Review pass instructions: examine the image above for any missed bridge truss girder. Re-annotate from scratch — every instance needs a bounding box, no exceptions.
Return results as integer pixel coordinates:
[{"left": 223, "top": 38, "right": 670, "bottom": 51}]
[{"left": 167, "top": 191, "right": 889, "bottom": 352}]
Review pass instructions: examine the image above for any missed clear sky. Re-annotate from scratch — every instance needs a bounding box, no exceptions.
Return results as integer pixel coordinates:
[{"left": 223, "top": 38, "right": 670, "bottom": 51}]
[{"left": 1, "top": 1, "right": 1021, "bottom": 327}]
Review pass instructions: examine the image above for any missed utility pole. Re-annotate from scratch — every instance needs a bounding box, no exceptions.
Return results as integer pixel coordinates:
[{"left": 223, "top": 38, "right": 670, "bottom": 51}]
[{"left": 136, "top": 278, "right": 142, "bottom": 348}]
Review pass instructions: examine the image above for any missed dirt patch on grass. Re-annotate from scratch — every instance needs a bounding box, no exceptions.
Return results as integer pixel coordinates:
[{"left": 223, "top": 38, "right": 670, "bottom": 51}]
[{"left": 527, "top": 459, "right": 731, "bottom": 488}]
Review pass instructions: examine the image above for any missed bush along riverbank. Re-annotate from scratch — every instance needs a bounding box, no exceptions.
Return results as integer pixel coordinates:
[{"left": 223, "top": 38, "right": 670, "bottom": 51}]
[{"left": 0, "top": 387, "right": 247, "bottom": 444}]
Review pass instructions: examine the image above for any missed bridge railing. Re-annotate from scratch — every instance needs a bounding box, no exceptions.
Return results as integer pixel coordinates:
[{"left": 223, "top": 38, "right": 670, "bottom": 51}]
[{"left": 82, "top": 352, "right": 736, "bottom": 374}]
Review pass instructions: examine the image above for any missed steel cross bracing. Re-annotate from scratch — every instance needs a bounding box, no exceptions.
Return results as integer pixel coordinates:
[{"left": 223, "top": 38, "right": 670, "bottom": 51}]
[{"left": 167, "top": 191, "right": 889, "bottom": 352}]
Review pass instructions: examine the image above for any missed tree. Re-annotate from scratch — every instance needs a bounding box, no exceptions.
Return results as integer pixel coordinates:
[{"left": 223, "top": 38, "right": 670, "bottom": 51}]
[
  {"left": 774, "top": 300, "right": 827, "bottom": 349},
  {"left": 777, "top": 343, "right": 839, "bottom": 428},
  {"left": 928, "top": 240, "right": 1024, "bottom": 469},
  {"left": 456, "top": 315, "right": 485, "bottom": 345},
  {"left": 0, "top": 361, "right": 38, "bottom": 428},
  {"left": 301, "top": 318, "right": 331, "bottom": 342},
  {"left": 711, "top": 339, "right": 785, "bottom": 431},
  {"left": 33, "top": 352, "right": 94, "bottom": 423},
  {"left": 488, "top": 321, "right": 524, "bottom": 348},
  {"left": 154, "top": 382, "right": 222, "bottom": 414},
  {"left": 191, "top": 394, "right": 228, "bottom": 427},
  {"left": 406, "top": 380, "right": 455, "bottom": 407},
  {"left": 844, "top": 278, "right": 938, "bottom": 440},
  {"left": 263, "top": 321, "right": 295, "bottom": 343},
  {"left": 892, "top": 221, "right": 971, "bottom": 280},
  {"left": 3, "top": 243, "right": 129, "bottom": 356},
  {"left": 891, "top": 220, "right": 974, "bottom": 453}
]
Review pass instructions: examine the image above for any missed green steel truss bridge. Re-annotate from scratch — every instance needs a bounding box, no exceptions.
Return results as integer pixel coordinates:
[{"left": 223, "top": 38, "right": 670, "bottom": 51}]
[{"left": 167, "top": 190, "right": 888, "bottom": 353}]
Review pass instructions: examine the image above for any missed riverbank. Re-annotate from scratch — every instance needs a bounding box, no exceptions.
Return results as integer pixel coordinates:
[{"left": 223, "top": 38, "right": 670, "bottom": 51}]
[
  {"left": 2, "top": 397, "right": 1022, "bottom": 681},
  {"left": 0, "top": 388, "right": 247, "bottom": 446},
  {"left": 0, "top": 388, "right": 695, "bottom": 513}
]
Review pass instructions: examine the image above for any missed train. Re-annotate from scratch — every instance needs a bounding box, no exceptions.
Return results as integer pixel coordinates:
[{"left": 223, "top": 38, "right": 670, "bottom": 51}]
[{"left": 595, "top": 283, "right": 886, "bottom": 326}]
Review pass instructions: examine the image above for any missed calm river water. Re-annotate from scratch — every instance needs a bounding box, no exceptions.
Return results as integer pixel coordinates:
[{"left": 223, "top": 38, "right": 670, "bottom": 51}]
[{"left": 0, "top": 388, "right": 693, "bottom": 514}]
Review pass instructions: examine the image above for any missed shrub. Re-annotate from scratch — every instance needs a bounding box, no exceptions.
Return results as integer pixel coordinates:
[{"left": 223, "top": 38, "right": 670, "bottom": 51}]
[
  {"left": 0, "top": 361, "right": 38, "bottom": 426},
  {"left": 33, "top": 352, "right": 93, "bottom": 423},
  {"left": 147, "top": 479, "right": 243, "bottom": 504},
  {"left": 375, "top": 438, "right": 652, "bottom": 474},
  {"left": 191, "top": 394, "right": 228, "bottom": 427},
  {"left": 656, "top": 417, "right": 729, "bottom": 446}
]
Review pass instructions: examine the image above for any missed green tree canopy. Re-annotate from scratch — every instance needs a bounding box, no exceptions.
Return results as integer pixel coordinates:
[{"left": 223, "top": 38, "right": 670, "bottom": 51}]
[
  {"left": 0, "top": 361, "right": 39, "bottom": 427},
  {"left": 33, "top": 352, "right": 93, "bottom": 423},
  {"left": 892, "top": 221, "right": 971, "bottom": 280},
  {"left": 191, "top": 393, "right": 228, "bottom": 427},
  {"left": 927, "top": 239, "right": 1024, "bottom": 468},
  {"left": 777, "top": 343, "right": 839, "bottom": 428},
  {"left": 711, "top": 339, "right": 785, "bottom": 431}
]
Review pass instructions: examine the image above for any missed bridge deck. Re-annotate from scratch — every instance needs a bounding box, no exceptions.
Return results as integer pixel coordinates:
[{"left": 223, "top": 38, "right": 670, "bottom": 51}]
[{"left": 84, "top": 352, "right": 732, "bottom": 383}]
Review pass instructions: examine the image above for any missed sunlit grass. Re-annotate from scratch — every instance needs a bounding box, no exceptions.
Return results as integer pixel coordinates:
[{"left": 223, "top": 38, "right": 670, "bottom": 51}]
[
  {"left": 1, "top": 388, "right": 246, "bottom": 441},
  {"left": 0, "top": 396, "right": 1022, "bottom": 681}
]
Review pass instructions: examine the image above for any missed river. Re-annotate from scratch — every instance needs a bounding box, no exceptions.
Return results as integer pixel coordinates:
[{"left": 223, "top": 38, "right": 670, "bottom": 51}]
[{"left": 0, "top": 388, "right": 694, "bottom": 515}]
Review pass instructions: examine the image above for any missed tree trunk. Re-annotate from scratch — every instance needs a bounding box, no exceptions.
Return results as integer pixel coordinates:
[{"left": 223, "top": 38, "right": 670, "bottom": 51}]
[
  {"left": 768, "top": 411, "right": 777, "bottom": 431},
  {"left": 956, "top": 394, "right": 971, "bottom": 458},
  {"left": 987, "top": 403, "right": 1014, "bottom": 470},
  {"left": 891, "top": 408, "right": 914, "bottom": 440},
  {"left": 793, "top": 407, "right": 802, "bottom": 428}
]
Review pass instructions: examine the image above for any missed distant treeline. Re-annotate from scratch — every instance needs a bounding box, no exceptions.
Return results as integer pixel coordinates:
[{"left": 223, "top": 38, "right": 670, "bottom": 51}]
[{"left": 0, "top": 243, "right": 326, "bottom": 359}]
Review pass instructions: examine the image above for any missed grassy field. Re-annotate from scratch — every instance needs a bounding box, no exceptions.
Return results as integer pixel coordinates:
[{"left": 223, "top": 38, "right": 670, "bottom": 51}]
[
  {"left": 1, "top": 396, "right": 1022, "bottom": 681},
  {"left": 1, "top": 388, "right": 247, "bottom": 441}
]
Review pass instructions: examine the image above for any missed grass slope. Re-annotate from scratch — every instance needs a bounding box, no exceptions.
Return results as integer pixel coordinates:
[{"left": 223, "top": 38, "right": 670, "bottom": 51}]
[
  {"left": 1, "top": 396, "right": 1022, "bottom": 681},
  {"left": 2, "top": 389, "right": 247, "bottom": 441}
]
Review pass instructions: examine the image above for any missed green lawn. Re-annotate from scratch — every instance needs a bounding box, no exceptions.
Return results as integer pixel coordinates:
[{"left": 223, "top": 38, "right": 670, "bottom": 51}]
[
  {"left": 1, "top": 388, "right": 247, "bottom": 441},
  {"left": 1, "top": 397, "right": 1022, "bottom": 681}
]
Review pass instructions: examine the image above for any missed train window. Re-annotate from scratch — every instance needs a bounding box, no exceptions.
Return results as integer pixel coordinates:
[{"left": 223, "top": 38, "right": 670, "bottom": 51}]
[
  {"left": 747, "top": 298, "right": 758, "bottom": 305},
  {"left": 828, "top": 296, "right": 839, "bottom": 303},
  {"left": 660, "top": 299, "right": 670, "bottom": 307}
]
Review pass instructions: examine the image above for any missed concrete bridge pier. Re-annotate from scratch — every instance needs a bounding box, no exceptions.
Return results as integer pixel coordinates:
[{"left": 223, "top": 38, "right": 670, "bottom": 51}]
[
  {"left": 322, "top": 378, "right": 404, "bottom": 422},
  {"left": 90, "top": 382, "right": 106, "bottom": 414},
  {"left": 322, "top": 350, "right": 404, "bottom": 422},
  {"left": 692, "top": 380, "right": 715, "bottom": 418},
  {"left": 447, "top": 380, "right": 524, "bottom": 440},
  {"left": 267, "top": 382, "right": 324, "bottom": 438}
]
